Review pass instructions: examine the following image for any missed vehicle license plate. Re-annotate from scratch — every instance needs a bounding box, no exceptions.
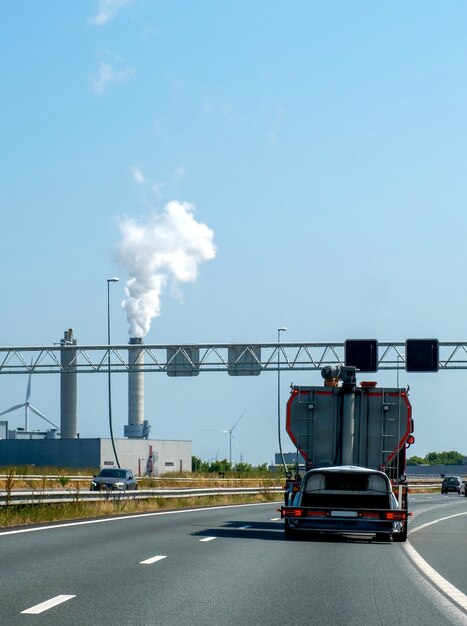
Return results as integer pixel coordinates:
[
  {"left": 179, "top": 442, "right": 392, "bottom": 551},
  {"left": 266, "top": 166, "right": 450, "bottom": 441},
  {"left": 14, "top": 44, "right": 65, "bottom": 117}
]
[{"left": 330, "top": 511, "right": 358, "bottom": 517}]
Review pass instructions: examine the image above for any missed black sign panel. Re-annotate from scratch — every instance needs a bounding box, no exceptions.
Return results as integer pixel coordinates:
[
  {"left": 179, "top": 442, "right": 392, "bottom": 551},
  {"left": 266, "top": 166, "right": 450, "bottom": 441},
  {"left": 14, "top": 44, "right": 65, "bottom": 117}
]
[
  {"left": 405, "top": 339, "right": 439, "bottom": 372},
  {"left": 344, "top": 339, "right": 378, "bottom": 372}
]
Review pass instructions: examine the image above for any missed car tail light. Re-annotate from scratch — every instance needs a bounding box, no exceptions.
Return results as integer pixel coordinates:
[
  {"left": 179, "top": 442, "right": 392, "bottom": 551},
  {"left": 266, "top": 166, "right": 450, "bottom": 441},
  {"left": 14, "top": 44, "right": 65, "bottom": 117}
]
[
  {"left": 306, "top": 510, "right": 329, "bottom": 518},
  {"left": 282, "top": 508, "right": 303, "bottom": 518},
  {"left": 385, "top": 511, "right": 406, "bottom": 521}
]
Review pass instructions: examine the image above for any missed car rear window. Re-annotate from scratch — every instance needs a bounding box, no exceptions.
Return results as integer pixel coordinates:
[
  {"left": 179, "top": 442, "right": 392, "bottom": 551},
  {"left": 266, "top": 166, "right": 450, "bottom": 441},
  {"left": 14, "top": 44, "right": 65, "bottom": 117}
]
[
  {"left": 303, "top": 471, "right": 389, "bottom": 495},
  {"left": 325, "top": 473, "right": 368, "bottom": 491}
]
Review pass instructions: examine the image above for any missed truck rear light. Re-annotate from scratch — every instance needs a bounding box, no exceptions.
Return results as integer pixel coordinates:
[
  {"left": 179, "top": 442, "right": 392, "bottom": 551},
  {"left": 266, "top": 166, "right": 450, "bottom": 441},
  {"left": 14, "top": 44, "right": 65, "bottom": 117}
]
[
  {"left": 359, "top": 512, "right": 381, "bottom": 519},
  {"left": 385, "top": 511, "right": 406, "bottom": 521}
]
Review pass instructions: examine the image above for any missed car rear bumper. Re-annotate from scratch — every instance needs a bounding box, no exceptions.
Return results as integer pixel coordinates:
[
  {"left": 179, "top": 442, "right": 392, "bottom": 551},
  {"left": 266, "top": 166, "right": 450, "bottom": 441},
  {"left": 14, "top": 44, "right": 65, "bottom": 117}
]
[{"left": 286, "top": 518, "right": 396, "bottom": 533}]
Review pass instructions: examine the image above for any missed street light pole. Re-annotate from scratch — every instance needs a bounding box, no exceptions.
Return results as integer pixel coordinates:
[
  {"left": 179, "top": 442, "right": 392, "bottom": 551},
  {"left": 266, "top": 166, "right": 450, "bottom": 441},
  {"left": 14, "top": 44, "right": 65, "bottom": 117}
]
[
  {"left": 277, "top": 327, "right": 287, "bottom": 474},
  {"left": 107, "top": 277, "right": 120, "bottom": 468}
]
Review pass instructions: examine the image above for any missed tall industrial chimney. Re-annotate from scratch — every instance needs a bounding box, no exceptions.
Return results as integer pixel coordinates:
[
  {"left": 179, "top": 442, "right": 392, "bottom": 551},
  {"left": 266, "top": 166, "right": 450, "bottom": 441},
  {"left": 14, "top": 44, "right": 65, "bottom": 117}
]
[
  {"left": 60, "top": 328, "right": 77, "bottom": 438},
  {"left": 124, "top": 338, "right": 150, "bottom": 438}
]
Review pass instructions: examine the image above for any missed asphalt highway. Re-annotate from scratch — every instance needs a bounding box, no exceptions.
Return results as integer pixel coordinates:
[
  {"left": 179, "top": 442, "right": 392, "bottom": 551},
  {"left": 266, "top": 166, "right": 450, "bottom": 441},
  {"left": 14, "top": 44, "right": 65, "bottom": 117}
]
[{"left": 1, "top": 493, "right": 467, "bottom": 625}]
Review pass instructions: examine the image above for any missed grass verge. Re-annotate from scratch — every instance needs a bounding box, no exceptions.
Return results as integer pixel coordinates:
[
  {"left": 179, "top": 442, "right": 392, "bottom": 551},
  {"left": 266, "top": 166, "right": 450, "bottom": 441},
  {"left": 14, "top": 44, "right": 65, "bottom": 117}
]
[{"left": 0, "top": 493, "right": 280, "bottom": 529}]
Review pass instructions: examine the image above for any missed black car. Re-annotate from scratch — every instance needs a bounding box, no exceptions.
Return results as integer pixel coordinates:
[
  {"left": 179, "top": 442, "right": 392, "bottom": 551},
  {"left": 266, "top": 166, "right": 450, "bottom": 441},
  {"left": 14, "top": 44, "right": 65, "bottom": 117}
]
[
  {"left": 441, "top": 475, "right": 465, "bottom": 496},
  {"left": 90, "top": 468, "right": 137, "bottom": 491}
]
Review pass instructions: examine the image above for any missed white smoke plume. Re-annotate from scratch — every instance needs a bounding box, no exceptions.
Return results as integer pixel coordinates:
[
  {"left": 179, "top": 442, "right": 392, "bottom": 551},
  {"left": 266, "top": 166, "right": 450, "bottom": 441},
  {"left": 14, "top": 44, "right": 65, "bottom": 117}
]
[{"left": 116, "top": 201, "right": 216, "bottom": 338}]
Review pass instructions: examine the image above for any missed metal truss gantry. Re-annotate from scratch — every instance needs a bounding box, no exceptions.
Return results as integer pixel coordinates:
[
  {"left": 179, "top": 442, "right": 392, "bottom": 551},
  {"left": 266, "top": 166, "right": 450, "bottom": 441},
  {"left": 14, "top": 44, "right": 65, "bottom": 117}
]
[{"left": 0, "top": 342, "right": 467, "bottom": 375}]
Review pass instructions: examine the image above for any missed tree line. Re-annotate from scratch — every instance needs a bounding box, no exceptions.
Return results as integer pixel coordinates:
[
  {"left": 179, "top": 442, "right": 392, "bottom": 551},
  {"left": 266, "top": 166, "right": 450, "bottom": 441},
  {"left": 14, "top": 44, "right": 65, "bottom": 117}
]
[
  {"left": 193, "top": 451, "right": 467, "bottom": 471},
  {"left": 192, "top": 456, "right": 269, "bottom": 474},
  {"left": 407, "top": 450, "right": 465, "bottom": 466}
]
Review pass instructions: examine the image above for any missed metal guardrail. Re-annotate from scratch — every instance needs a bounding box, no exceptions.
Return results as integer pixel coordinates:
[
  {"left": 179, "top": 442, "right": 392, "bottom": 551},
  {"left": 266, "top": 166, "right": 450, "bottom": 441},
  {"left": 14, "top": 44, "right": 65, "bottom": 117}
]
[
  {"left": 0, "top": 482, "right": 444, "bottom": 507},
  {"left": 0, "top": 475, "right": 92, "bottom": 483},
  {"left": 0, "top": 475, "right": 282, "bottom": 483},
  {"left": 0, "top": 486, "right": 283, "bottom": 506}
]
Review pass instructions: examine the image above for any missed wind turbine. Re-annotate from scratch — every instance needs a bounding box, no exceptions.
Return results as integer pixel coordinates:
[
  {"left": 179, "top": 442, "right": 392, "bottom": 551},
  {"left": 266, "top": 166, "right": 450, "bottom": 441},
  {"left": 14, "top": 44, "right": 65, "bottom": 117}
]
[
  {"left": 0, "top": 370, "right": 60, "bottom": 432},
  {"left": 207, "top": 449, "right": 220, "bottom": 463},
  {"left": 222, "top": 409, "right": 246, "bottom": 467}
]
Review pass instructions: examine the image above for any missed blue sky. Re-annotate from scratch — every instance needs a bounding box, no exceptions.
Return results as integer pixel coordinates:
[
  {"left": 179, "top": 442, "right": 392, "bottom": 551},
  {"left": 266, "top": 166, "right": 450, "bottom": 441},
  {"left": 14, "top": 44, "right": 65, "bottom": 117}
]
[{"left": 1, "top": 1, "right": 467, "bottom": 465}]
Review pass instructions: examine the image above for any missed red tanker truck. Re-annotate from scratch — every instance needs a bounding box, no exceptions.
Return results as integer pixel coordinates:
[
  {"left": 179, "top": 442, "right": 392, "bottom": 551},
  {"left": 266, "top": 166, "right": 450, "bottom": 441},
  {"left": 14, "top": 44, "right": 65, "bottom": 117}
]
[{"left": 280, "top": 365, "right": 414, "bottom": 542}]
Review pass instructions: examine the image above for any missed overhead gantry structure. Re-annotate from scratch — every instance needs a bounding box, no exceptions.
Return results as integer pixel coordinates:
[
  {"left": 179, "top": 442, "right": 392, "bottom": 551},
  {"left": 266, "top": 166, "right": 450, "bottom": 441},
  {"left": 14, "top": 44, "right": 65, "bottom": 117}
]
[{"left": 0, "top": 340, "right": 466, "bottom": 375}]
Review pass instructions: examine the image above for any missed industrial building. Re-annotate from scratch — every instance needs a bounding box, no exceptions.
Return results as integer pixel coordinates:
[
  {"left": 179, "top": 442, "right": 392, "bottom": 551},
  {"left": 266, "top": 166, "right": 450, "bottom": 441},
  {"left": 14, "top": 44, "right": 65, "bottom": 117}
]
[
  {"left": 0, "top": 329, "right": 192, "bottom": 475},
  {"left": 0, "top": 437, "right": 191, "bottom": 476}
]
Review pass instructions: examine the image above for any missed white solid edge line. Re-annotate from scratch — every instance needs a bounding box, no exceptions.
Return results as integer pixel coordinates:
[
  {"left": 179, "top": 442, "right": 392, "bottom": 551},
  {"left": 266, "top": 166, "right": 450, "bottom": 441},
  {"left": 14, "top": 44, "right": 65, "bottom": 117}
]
[
  {"left": 404, "top": 543, "right": 467, "bottom": 611},
  {"left": 21, "top": 595, "right": 75, "bottom": 614},
  {"left": 0, "top": 501, "right": 279, "bottom": 537},
  {"left": 404, "top": 511, "right": 467, "bottom": 612},
  {"left": 409, "top": 511, "right": 467, "bottom": 536},
  {"left": 199, "top": 536, "right": 217, "bottom": 542},
  {"left": 140, "top": 555, "right": 167, "bottom": 565}
]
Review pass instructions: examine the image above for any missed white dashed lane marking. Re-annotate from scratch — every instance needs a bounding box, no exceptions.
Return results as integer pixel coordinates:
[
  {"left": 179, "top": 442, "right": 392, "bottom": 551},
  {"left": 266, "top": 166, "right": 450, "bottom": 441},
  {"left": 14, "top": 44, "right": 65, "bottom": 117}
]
[
  {"left": 140, "top": 555, "right": 167, "bottom": 565},
  {"left": 199, "top": 536, "right": 217, "bottom": 542},
  {"left": 21, "top": 595, "right": 76, "bottom": 614}
]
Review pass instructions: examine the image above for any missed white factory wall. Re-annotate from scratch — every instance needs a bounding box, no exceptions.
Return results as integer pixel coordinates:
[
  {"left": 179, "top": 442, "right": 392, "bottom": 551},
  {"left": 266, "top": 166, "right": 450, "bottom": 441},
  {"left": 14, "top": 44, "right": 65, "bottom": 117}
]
[{"left": 100, "top": 438, "right": 192, "bottom": 475}]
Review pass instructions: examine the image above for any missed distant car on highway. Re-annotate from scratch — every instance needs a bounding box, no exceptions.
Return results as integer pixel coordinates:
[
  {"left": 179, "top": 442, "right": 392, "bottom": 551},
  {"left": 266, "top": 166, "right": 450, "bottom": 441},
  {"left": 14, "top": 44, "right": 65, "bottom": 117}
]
[
  {"left": 441, "top": 475, "right": 465, "bottom": 495},
  {"left": 90, "top": 468, "right": 137, "bottom": 491}
]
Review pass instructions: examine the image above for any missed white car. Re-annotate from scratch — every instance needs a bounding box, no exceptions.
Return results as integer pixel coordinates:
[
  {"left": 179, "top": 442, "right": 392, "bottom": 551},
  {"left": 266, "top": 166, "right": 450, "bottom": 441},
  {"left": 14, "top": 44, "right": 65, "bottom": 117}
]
[{"left": 282, "top": 466, "right": 408, "bottom": 542}]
